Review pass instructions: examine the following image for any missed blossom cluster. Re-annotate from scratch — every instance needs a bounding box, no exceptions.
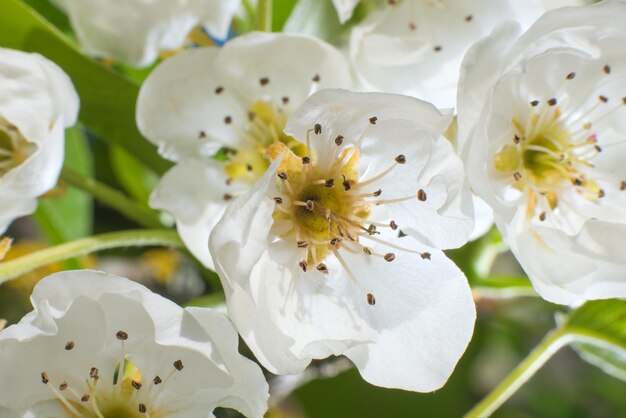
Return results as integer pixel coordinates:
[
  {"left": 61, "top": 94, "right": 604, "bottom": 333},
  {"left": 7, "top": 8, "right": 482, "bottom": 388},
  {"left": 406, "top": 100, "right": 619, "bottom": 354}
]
[{"left": 0, "top": 0, "right": 625, "bottom": 416}]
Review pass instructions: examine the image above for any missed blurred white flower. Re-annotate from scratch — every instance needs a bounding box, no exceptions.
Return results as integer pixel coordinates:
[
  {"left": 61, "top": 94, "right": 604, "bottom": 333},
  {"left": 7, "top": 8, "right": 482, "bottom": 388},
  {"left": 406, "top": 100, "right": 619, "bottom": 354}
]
[
  {"left": 457, "top": 0, "right": 626, "bottom": 304},
  {"left": 50, "top": 0, "right": 240, "bottom": 67},
  {"left": 349, "top": 0, "right": 548, "bottom": 108},
  {"left": 0, "top": 48, "right": 78, "bottom": 234},
  {"left": 210, "top": 89, "right": 475, "bottom": 392},
  {"left": 0, "top": 270, "right": 269, "bottom": 418},
  {"left": 137, "top": 32, "right": 352, "bottom": 269}
]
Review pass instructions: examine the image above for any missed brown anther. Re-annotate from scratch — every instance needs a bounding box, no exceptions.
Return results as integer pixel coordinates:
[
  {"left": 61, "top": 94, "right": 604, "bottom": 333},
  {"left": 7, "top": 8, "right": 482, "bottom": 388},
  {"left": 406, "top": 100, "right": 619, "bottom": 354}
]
[
  {"left": 330, "top": 238, "right": 341, "bottom": 246},
  {"left": 363, "top": 247, "right": 372, "bottom": 255},
  {"left": 513, "top": 134, "right": 520, "bottom": 144},
  {"left": 59, "top": 381, "right": 68, "bottom": 391},
  {"left": 599, "top": 95, "right": 609, "bottom": 103},
  {"left": 173, "top": 360, "right": 184, "bottom": 371},
  {"left": 539, "top": 212, "right": 546, "bottom": 222},
  {"left": 224, "top": 116, "right": 232, "bottom": 124},
  {"left": 335, "top": 135, "right": 344, "bottom": 146},
  {"left": 620, "top": 181, "right": 626, "bottom": 191},
  {"left": 390, "top": 220, "right": 398, "bottom": 230},
  {"left": 530, "top": 100, "right": 539, "bottom": 107},
  {"left": 417, "top": 189, "right": 427, "bottom": 201},
  {"left": 246, "top": 163, "right": 253, "bottom": 172},
  {"left": 623, "top": 97, "right": 626, "bottom": 105},
  {"left": 259, "top": 77, "right": 269, "bottom": 86},
  {"left": 369, "top": 116, "right": 378, "bottom": 124},
  {"left": 325, "top": 179, "right": 335, "bottom": 188},
  {"left": 314, "top": 123, "right": 322, "bottom": 134},
  {"left": 132, "top": 381, "right": 142, "bottom": 390},
  {"left": 367, "top": 293, "right": 376, "bottom": 306},
  {"left": 65, "top": 341, "right": 75, "bottom": 351},
  {"left": 248, "top": 111, "right": 256, "bottom": 121},
  {"left": 116, "top": 330, "right": 128, "bottom": 341},
  {"left": 367, "top": 224, "right": 378, "bottom": 235},
  {"left": 388, "top": 0, "right": 397, "bottom": 4},
  {"left": 277, "top": 172, "right": 288, "bottom": 180},
  {"left": 603, "top": 64, "right": 611, "bottom": 74},
  {"left": 595, "top": 145, "right": 602, "bottom": 153},
  {"left": 395, "top": 154, "right": 406, "bottom": 164},
  {"left": 316, "top": 263, "right": 329, "bottom": 274},
  {"left": 41, "top": 372, "right": 49, "bottom": 384},
  {"left": 513, "top": 172, "right": 522, "bottom": 182},
  {"left": 215, "top": 86, "right": 224, "bottom": 94},
  {"left": 384, "top": 253, "right": 396, "bottom": 262},
  {"left": 81, "top": 394, "right": 90, "bottom": 402},
  {"left": 274, "top": 197, "right": 283, "bottom": 204},
  {"left": 297, "top": 240, "right": 308, "bottom": 248},
  {"left": 598, "top": 189, "right": 605, "bottom": 198},
  {"left": 373, "top": 189, "right": 382, "bottom": 197},
  {"left": 223, "top": 193, "right": 233, "bottom": 201},
  {"left": 465, "top": 14, "right": 473, "bottom": 22},
  {"left": 408, "top": 22, "right": 417, "bottom": 31},
  {"left": 299, "top": 260, "right": 308, "bottom": 272},
  {"left": 312, "top": 74, "right": 321, "bottom": 82},
  {"left": 573, "top": 178, "right": 583, "bottom": 186},
  {"left": 547, "top": 98, "right": 557, "bottom": 106},
  {"left": 434, "top": 45, "right": 442, "bottom": 52},
  {"left": 306, "top": 200, "right": 314, "bottom": 211},
  {"left": 282, "top": 96, "right": 289, "bottom": 105},
  {"left": 302, "top": 156, "right": 311, "bottom": 164},
  {"left": 153, "top": 376, "right": 162, "bottom": 385},
  {"left": 139, "top": 404, "right": 147, "bottom": 414},
  {"left": 342, "top": 175, "right": 351, "bottom": 191},
  {"left": 198, "top": 131, "right": 206, "bottom": 139},
  {"left": 421, "top": 252, "right": 431, "bottom": 260},
  {"left": 566, "top": 72, "right": 576, "bottom": 80},
  {"left": 90, "top": 367, "right": 99, "bottom": 379}
]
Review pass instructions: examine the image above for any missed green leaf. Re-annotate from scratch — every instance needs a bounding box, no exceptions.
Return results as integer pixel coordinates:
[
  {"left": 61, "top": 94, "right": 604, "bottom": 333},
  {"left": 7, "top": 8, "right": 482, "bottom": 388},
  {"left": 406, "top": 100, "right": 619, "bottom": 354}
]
[
  {"left": 273, "top": 0, "right": 299, "bottom": 31},
  {"left": 109, "top": 146, "right": 160, "bottom": 204},
  {"left": 283, "top": 0, "right": 344, "bottom": 42},
  {"left": 563, "top": 299, "right": 626, "bottom": 382},
  {"left": 33, "top": 125, "right": 93, "bottom": 244},
  {"left": 0, "top": 0, "right": 171, "bottom": 175}
]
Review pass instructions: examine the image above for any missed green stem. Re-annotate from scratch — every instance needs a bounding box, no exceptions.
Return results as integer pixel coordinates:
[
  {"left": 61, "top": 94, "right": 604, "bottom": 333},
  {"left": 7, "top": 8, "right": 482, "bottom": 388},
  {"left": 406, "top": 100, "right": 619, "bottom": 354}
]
[
  {"left": 463, "top": 329, "right": 572, "bottom": 418},
  {"left": 62, "top": 167, "right": 163, "bottom": 228},
  {"left": 257, "top": 0, "right": 273, "bottom": 32},
  {"left": 0, "top": 229, "right": 183, "bottom": 284}
]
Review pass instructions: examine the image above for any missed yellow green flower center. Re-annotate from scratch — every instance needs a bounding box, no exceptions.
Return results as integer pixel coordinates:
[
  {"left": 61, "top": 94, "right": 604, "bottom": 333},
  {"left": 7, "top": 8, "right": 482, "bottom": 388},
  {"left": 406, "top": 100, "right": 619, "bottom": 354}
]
[{"left": 0, "top": 117, "right": 36, "bottom": 177}]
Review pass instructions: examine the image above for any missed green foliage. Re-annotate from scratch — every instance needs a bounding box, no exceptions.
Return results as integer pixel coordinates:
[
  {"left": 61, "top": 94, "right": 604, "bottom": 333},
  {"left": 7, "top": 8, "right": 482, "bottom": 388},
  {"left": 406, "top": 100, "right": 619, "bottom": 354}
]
[
  {"left": 110, "top": 146, "right": 159, "bottom": 204},
  {"left": 0, "top": 0, "right": 171, "bottom": 175},
  {"left": 283, "top": 0, "right": 344, "bottom": 41}
]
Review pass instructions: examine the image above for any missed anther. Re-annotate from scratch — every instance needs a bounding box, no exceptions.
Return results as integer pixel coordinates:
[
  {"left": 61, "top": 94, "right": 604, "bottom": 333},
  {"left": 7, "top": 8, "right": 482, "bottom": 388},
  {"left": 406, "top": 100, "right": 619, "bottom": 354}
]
[
  {"left": 214, "top": 86, "right": 224, "bottom": 94},
  {"left": 59, "top": 382, "right": 68, "bottom": 391},
  {"left": 299, "top": 260, "right": 308, "bottom": 272},
  {"left": 335, "top": 135, "right": 344, "bottom": 146},
  {"left": 282, "top": 96, "right": 289, "bottom": 105},
  {"left": 330, "top": 238, "right": 341, "bottom": 246},
  {"left": 547, "top": 98, "right": 557, "bottom": 106},
  {"left": 566, "top": 72, "right": 576, "bottom": 80},
  {"left": 417, "top": 189, "right": 427, "bottom": 201},
  {"left": 81, "top": 395, "right": 90, "bottom": 402},
  {"left": 173, "top": 360, "right": 184, "bottom": 371},
  {"left": 363, "top": 247, "right": 372, "bottom": 255},
  {"left": 622, "top": 97, "right": 626, "bottom": 105},
  {"left": 41, "top": 372, "right": 49, "bottom": 384},
  {"left": 90, "top": 367, "right": 99, "bottom": 379},
  {"left": 421, "top": 252, "right": 431, "bottom": 260},
  {"left": 513, "top": 172, "right": 522, "bottom": 182},
  {"left": 325, "top": 179, "right": 335, "bottom": 187},
  {"left": 465, "top": 14, "right": 473, "bottom": 22},
  {"left": 139, "top": 404, "right": 147, "bottom": 414},
  {"left": 603, "top": 64, "right": 611, "bottom": 74},
  {"left": 367, "top": 293, "right": 376, "bottom": 306},
  {"left": 434, "top": 45, "right": 442, "bottom": 52},
  {"left": 539, "top": 211, "right": 546, "bottom": 222},
  {"left": 277, "top": 172, "right": 287, "bottom": 180},
  {"left": 573, "top": 178, "right": 583, "bottom": 186},
  {"left": 598, "top": 189, "right": 605, "bottom": 198},
  {"left": 274, "top": 197, "right": 283, "bottom": 204},
  {"left": 314, "top": 123, "right": 322, "bottom": 134},
  {"left": 65, "top": 341, "right": 75, "bottom": 351},
  {"left": 367, "top": 225, "right": 378, "bottom": 235},
  {"left": 395, "top": 155, "right": 406, "bottom": 164},
  {"left": 342, "top": 176, "right": 351, "bottom": 191},
  {"left": 620, "top": 181, "right": 626, "bottom": 191},
  {"left": 297, "top": 240, "right": 308, "bottom": 248},
  {"left": 198, "top": 131, "right": 206, "bottom": 139},
  {"left": 306, "top": 200, "right": 314, "bottom": 211},
  {"left": 384, "top": 253, "right": 396, "bottom": 262},
  {"left": 373, "top": 189, "right": 382, "bottom": 197},
  {"left": 595, "top": 145, "right": 602, "bottom": 153},
  {"left": 302, "top": 156, "right": 311, "bottom": 164},
  {"left": 153, "top": 376, "right": 162, "bottom": 385},
  {"left": 530, "top": 100, "right": 539, "bottom": 107},
  {"left": 408, "top": 22, "right": 416, "bottom": 31},
  {"left": 132, "top": 381, "right": 142, "bottom": 390},
  {"left": 316, "top": 263, "right": 329, "bottom": 274},
  {"left": 513, "top": 134, "right": 520, "bottom": 144},
  {"left": 259, "top": 77, "right": 269, "bottom": 86},
  {"left": 369, "top": 116, "right": 378, "bottom": 124},
  {"left": 223, "top": 193, "right": 233, "bottom": 201},
  {"left": 599, "top": 95, "right": 609, "bottom": 103},
  {"left": 312, "top": 74, "right": 321, "bottom": 82},
  {"left": 116, "top": 330, "right": 128, "bottom": 341},
  {"left": 390, "top": 220, "right": 398, "bottom": 230}
]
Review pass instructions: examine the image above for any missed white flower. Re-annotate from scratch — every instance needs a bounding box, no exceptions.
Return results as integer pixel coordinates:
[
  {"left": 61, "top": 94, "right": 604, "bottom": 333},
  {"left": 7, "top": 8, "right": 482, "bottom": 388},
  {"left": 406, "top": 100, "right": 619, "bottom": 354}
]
[
  {"left": 209, "top": 89, "right": 476, "bottom": 392},
  {"left": 457, "top": 0, "right": 626, "bottom": 304},
  {"left": 50, "top": 0, "right": 240, "bottom": 67},
  {"left": 349, "top": 0, "right": 550, "bottom": 108},
  {"left": 137, "top": 32, "right": 352, "bottom": 269},
  {"left": 0, "top": 48, "right": 78, "bottom": 234},
  {"left": 0, "top": 270, "right": 269, "bottom": 418}
]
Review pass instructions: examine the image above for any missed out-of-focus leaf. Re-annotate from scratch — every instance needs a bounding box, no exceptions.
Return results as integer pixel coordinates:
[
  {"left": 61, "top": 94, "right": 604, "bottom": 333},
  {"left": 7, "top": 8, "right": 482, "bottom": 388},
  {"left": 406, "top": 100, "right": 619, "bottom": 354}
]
[
  {"left": 33, "top": 125, "right": 93, "bottom": 243},
  {"left": 0, "top": 0, "right": 171, "bottom": 175},
  {"left": 564, "top": 299, "right": 626, "bottom": 382},
  {"left": 283, "top": 0, "right": 344, "bottom": 41},
  {"left": 110, "top": 146, "right": 159, "bottom": 204},
  {"left": 273, "top": 0, "right": 299, "bottom": 31}
]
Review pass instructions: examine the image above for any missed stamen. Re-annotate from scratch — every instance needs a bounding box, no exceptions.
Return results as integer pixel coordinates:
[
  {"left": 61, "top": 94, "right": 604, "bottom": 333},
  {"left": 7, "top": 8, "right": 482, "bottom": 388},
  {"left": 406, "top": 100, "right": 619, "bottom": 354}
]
[
  {"left": 367, "top": 293, "right": 376, "bottom": 306},
  {"left": 64, "top": 341, "right": 75, "bottom": 350}
]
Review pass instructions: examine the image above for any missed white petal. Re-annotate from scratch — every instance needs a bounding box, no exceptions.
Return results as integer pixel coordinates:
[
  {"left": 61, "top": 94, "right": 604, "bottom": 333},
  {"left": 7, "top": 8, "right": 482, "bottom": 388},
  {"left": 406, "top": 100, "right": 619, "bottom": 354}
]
[
  {"left": 332, "top": 0, "right": 361, "bottom": 23},
  {"left": 0, "top": 197, "right": 37, "bottom": 234},
  {"left": 469, "top": 195, "right": 495, "bottom": 241},
  {"left": 201, "top": 0, "right": 241, "bottom": 39}
]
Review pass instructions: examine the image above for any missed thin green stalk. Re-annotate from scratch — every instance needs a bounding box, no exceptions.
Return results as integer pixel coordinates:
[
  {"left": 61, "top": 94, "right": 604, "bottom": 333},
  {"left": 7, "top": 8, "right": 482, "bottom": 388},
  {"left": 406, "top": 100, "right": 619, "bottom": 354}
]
[
  {"left": 0, "top": 229, "right": 183, "bottom": 284},
  {"left": 61, "top": 167, "right": 163, "bottom": 228},
  {"left": 464, "top": 329, "right": 572, "bottom": 418},
  {"left": 257, "top": 0, "right": 273, "bottom": 31}
]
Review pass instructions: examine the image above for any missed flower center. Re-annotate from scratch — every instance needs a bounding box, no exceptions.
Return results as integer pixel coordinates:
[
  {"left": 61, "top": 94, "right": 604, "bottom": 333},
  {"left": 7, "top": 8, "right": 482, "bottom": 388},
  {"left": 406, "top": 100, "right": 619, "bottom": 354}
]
[
  {"left": 0, "top": 117, "right": 36, "bottom": 177},
  {"left": 41, "top": 331, "right": 184, "bottom": 418}
]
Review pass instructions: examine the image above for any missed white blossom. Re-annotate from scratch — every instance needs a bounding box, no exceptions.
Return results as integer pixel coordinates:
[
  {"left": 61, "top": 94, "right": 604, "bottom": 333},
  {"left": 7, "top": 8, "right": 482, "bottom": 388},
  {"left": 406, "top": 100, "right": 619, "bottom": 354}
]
[
  {"left": 137, "top": 32, "right": 352, "bottom": 269},
  {"left": 0, "top": 270, "right": 269, "bottom": 418},
  {"left": 457, "top": 0, "right": 626, "bottom": 304},
  {"left": 209, "top": 89, "right": 475, "bottom": 392},
  {"left": 0, "top": 48, "right": 78, "bottom": 234},
  {"left": 50, "top": 0, "right": 240, "bottom": 67}
]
